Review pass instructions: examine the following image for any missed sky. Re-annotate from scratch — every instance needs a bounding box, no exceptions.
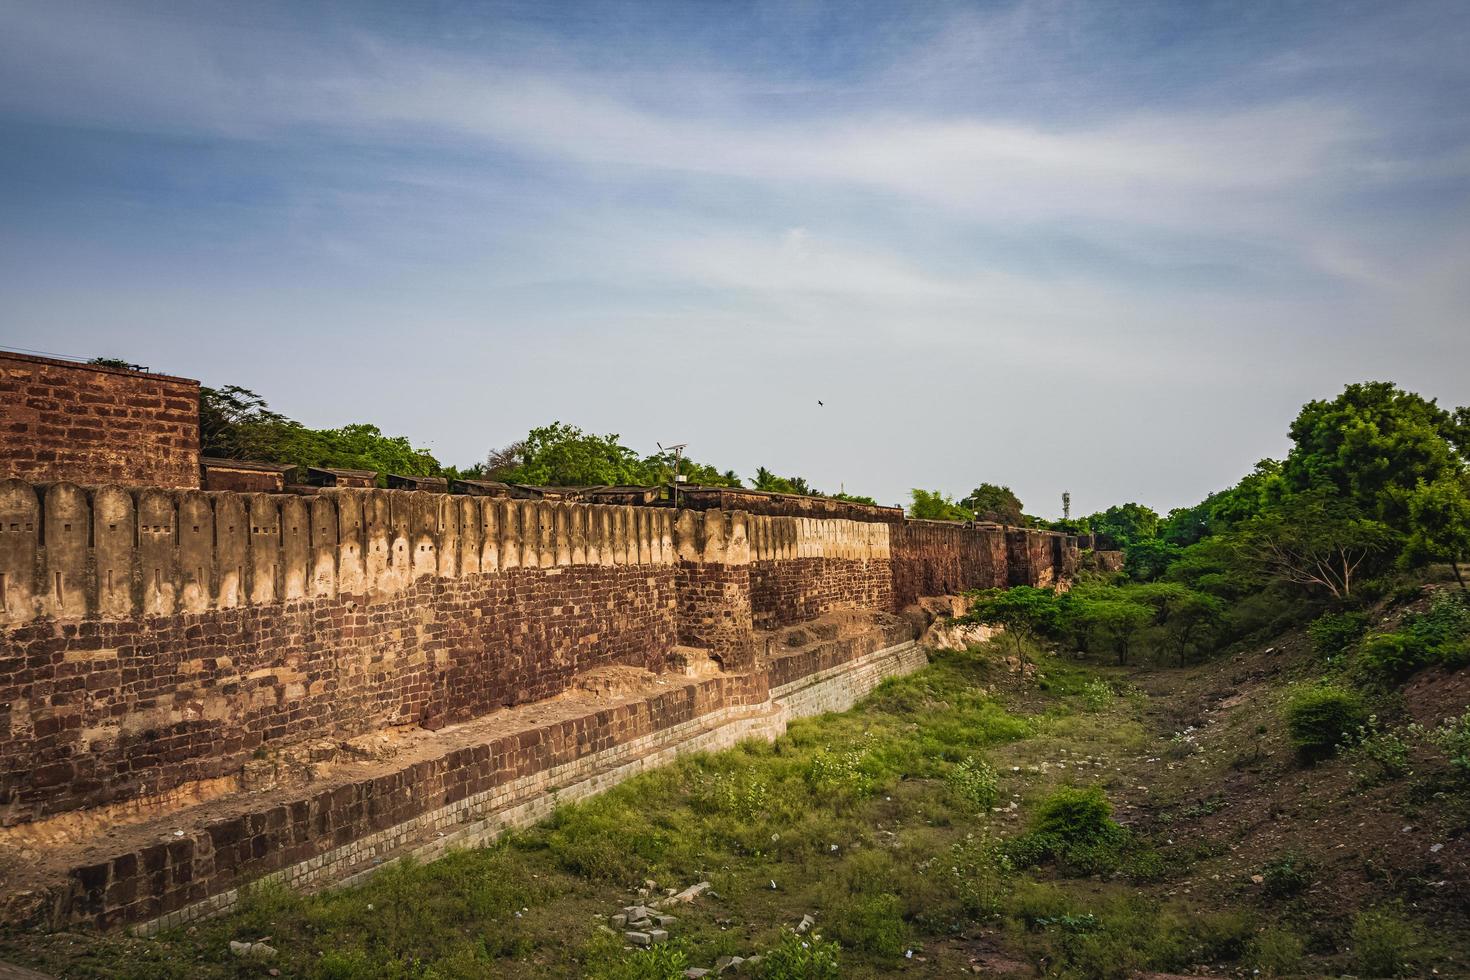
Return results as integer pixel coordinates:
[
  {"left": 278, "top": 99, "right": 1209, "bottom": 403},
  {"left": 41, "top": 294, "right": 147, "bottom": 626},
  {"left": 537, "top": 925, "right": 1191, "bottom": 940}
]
[{"left": 2, "top": 0, "right": 1468, "bottom": 517}]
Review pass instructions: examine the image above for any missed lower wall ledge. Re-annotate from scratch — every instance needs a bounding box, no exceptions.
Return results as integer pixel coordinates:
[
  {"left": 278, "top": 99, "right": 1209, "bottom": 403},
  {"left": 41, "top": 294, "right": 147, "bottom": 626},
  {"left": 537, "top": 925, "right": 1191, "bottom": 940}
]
[{"left": 129, "top": 638, "right": 927, "bottom": 936}]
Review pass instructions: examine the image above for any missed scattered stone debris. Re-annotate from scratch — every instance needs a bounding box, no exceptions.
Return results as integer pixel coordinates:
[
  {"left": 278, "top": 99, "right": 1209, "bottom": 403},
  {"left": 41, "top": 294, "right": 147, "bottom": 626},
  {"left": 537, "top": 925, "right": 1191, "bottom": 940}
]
[
  {"left": 671, "top": 881, "right": 712, "bottom": 903},
  {"left": 228, "top": 940, "right": 277, "bottom": 959}
]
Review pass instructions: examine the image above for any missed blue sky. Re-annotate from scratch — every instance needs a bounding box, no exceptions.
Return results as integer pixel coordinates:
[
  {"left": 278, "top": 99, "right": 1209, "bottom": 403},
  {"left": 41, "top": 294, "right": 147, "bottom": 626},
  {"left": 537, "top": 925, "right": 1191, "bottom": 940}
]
[{"left": 2, "top": 0, "right": 1467, "bottom": 515}]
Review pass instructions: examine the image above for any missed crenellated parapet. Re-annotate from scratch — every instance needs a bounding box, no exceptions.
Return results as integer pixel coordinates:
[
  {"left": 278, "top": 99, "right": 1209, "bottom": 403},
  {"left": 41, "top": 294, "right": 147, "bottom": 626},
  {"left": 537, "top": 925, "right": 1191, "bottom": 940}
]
[{"left": 0, "top": 480, "right": 681, "bottom": 626}]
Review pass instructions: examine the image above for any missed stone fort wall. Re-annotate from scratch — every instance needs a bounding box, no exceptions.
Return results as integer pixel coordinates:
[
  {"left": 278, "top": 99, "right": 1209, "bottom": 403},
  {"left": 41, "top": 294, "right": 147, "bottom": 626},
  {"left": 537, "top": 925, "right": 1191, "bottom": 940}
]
[
  {"left": 0, "top": 475, "right": 1076, "bottom": 929},
  {"left": 0, "top": 352, "right": 200, "bottom": 489}
]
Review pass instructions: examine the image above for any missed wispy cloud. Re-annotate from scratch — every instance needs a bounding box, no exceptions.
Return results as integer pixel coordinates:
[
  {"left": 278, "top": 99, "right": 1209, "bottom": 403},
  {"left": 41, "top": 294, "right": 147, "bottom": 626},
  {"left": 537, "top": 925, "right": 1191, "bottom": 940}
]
[{"left": 0, "top": 0, "right": 1467, "bottom": 512}]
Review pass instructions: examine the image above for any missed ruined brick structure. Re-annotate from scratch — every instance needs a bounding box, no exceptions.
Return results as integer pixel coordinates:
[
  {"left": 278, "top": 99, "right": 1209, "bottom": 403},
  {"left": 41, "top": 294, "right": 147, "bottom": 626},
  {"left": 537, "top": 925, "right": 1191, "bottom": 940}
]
[
  {"left": 0, "top": 352, "right": 199, "bottom": 489},
  {"left": 0, "top": 466, "right": 1077, "bottom": 932}
]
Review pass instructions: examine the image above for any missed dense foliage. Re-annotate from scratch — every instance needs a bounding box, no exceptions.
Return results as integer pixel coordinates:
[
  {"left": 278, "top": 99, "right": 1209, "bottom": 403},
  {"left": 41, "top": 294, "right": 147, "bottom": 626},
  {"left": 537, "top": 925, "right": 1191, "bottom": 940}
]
[
  {"left": 201, "top": 385, "right": 439, "bottom": 484},
  {"left": 966, "top": 381, "right": 1469, "bottom": 675},
  {"left": 199, "top": 382, "right": 874, "bottom": 499}
]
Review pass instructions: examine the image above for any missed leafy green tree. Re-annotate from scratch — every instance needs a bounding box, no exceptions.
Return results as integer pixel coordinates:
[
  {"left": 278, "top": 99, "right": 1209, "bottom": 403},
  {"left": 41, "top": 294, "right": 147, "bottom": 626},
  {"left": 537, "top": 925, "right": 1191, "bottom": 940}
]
[
  {"left": 1208, "top": 460, "right": 1286, "bottom": 531},
  {"left": 1235, "top": 491, "right": 1394, "bottom": 600},
  {"left": 964, "top": 586, "right": 1063, "bottom": 673},
  {"left": 1078, "top": 598, "right": 1155, "bottom": 666},
  {"left": 1128, "top": 583, "right": 1224, "bottom": 666},
  {"left": 500, "top": 422, "right": 648, "bottom": 486},
  {"left": 1123, "top": 538, "right": 1183, "bottom": 582},
  {"left": 1404, "top": 473, "right": 1470, "bottom": 590},
  {"left": 199, "top": 385, "right": 293, "bottom": 461},
  {"left": 1283, "top": 381, "right": 1466, "bottom": 530},
  {"left": 909, "top": 489, "right": 972, "bottom": 522},
  {"left": 752, "top": 467, "right": 814, "bottom": 495},
  {"left": 296, "top": 423, "right": 440, "bottom": 477},
  {"left": 961, "top": 483, "right": 1025, "bottom": 524},
  {"left": 1085, "top": 502, "right": 1160, "bottom": 549},
  {"left": 199, "top": 385, "right": 440, "bottom": 481}
]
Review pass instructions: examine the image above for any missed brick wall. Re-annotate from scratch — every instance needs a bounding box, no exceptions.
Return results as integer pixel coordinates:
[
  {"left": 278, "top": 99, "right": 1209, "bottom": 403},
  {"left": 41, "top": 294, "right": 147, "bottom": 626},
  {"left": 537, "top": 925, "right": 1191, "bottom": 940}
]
[
  {"left": 890, "top": 521, "right": 1008, "bottom": 609},
  {"left": 0, "top": 353, "right": 199, "bottom": 488},
  {"left": 0, "top": 484, "right": 681, "bottom": 823},
  {"left": 56, "top": 671, "right": 770, "bottom": 930},
  {"left": 0, "top": 477, "right": 1077, "bottom": 839},
  {"left": 0, "top": 563, "right": 679, "bottom": 825},
  {"left": 676, "top": 560, "right": 756, "bottom": 670},
  {"left": 749, "top": 557, "right": 893, "bottom": 629}
]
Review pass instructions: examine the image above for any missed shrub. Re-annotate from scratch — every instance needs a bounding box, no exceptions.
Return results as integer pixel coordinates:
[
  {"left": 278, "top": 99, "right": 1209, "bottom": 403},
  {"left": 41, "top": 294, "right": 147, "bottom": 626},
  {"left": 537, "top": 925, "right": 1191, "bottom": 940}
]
[
  {"left": 1284, "top": 686, "right": 1369, "bottom": 760},
  {"left": 1429, "top": 710, "right": 1470, "bottom": 779},
  {"left": 1359, "top": 592, "right": 1470, "bottom": 677},
  {"left": 1248, "top": 927, "right": 1306, "bottom": 976},
  {"left": 1031, "top": 785, "right": 1115, "bottom": 841},
  {"left": 1358, "top": 632, "right": 1433, "bottom": 678},
  {"left": 1308, "top": 611, "right": 1369, "bottom": 661},
  {"left": 945, "top": 835, "right": 1009, "bottom": 918},
  {"left": 946, "top": 757, "right": 999, "bottom": 812},
  {"left": 759, "top": 931, "right": 841, "bottom": 980},
  {"left": 1344, "top": 721, "right": 1412, "bottom": 786},
  {"left": 1351, "top": 906, "right": 1421, "bottom": 977},
  {"left": 690, "top": 769, "right": 771, "bottom": 819},
  {"left": 593, "top": 942, "right": 690, "bottom": 980},
  {"left": 1005, "top": 786, "right": 1132, "bottom": 875},
  {"left": 1080, "top": 678, "right": 1115, "bottom": 712},
  {"left": 827, "top": 892, "right": 906, "bottom": 956},
  {"left": 805, "top": 742, "right": 878, "bottom": 799},
  {"left": 1259, "top": 852, "right": 1313, "bottom": 898}
]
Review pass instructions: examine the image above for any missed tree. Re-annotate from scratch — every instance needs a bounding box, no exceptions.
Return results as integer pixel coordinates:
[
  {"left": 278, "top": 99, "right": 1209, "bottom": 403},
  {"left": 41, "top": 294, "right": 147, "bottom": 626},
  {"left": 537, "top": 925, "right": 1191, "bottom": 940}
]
[
  {"left": 199, "top": 384, "right": 293, "bottom": 461},
  {"left": 495, "top": 423, "right": 649, "bottom": 486},
  {"left": 1404, "top": 473, "right": 1470, "bottom": 590},
  {"left": 909, "top": 489, "right": 972, "bottom": 522},
  {"left": 484, "top": 440, "right": 528, "bottom": 478},
  {"left": 964, "top": 586, "right": 1063, "bottom": 674},
  {"left": 1207, "top": 460, "right": 1286, "bottom": 531},
  {"left": 1079, "top": 598, "right": 1155, "bottom": 666},
  {"left": 962, "top": 483, "right": 1025, "bottom": 525},
  {"left": 1085, "top": 503, "right": 1160, "bottom": 549},
  {"left": 1283, "top": 382, "right": 1466, "bottom": 531},
  {"left": 1123, "top": 538, "right": 1183, "bottom": 582},
  {"left": 1235, "top": 492, "right": 1394, "bottom": 600},
  {"left": 198, "top": 384, "right": 442, "bottom": 481},
  {"left": 752, "top": 467, "right": 817, "bottom": 495},
  {"left": 1127, "top": 583, "right": 1224, "bottom": 666}
]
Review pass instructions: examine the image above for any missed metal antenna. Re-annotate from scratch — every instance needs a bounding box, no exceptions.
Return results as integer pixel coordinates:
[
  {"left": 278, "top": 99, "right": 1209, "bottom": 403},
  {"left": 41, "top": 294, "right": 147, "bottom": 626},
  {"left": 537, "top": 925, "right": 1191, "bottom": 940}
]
[{"left": 657, "top": 442, "right": 687, "bottom": 507}]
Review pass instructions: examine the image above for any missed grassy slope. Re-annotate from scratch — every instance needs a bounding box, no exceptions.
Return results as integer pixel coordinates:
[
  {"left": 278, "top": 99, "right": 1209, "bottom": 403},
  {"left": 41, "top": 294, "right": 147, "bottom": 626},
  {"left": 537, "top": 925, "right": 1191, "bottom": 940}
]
[{"left": 4, "top": 615, "right": 1469, "bottom": 979}]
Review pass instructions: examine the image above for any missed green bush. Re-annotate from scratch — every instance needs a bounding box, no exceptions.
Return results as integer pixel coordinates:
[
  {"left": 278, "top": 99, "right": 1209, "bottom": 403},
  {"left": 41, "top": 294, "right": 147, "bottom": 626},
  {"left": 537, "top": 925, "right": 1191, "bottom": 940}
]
[
  {"left": 1344, "top": 722, "right": 1411, "bottom": 786},
  {"left": 1308, "top": 610, "right": 1369, "bottom": 660},
  {"left": 828, "top": 892, "right": 906, "bottom": 956},
  {"left": 1080, "top": 678, "right": 1115, "bottom": 712},
  {"left": 946, "top": 756, "right": 999, "bottom": 812},
  {"left": 1429, "top": 710, "right": 1470, "bottom": 779},
  {"left": 1283, "top": 686, "right": 1369, "bottom": 760},
  {"left": 1248, "top": 927, "right": 1306, "bottom": 976},
  {"left": 758, "top": 931, "right": 841, "bottom": 980},
  {"left": 1259, "top": 852, "right": 1313, "bottom": 898},
  {"left": 1358, "top": 632, "right": 1434, "bottom": 678},
  {"left": 1359, "top": 592, "right": 1470, "bottom": 677},
  {"left": 1351, "top": 906, "right": 1421, "bottom": 977},
  {"left": 944, "top": 835, "right": 1009, "bottom": 917},
  {"left": 1004, "top": 786, "right": 1133, "bottom": 875},
  {"left": 592, "top": 942, "right": 690, "bottom": 980},
  {"left": 1032, "top": 785, "right": 1115, "bottom": 840}
]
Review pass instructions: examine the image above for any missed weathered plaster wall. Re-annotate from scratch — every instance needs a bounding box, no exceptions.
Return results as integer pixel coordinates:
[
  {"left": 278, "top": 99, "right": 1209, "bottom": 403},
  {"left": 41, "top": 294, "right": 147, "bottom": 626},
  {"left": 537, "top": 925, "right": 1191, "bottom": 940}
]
[{"left": 0, "top": 353, "right": 199, "bottom": 489}]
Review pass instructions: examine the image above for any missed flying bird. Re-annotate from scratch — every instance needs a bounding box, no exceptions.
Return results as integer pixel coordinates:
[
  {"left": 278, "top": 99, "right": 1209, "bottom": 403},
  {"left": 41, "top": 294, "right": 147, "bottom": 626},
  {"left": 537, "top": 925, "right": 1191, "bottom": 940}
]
[{"left": 817, "top": 400, "right": 824, "bottom": 407}]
